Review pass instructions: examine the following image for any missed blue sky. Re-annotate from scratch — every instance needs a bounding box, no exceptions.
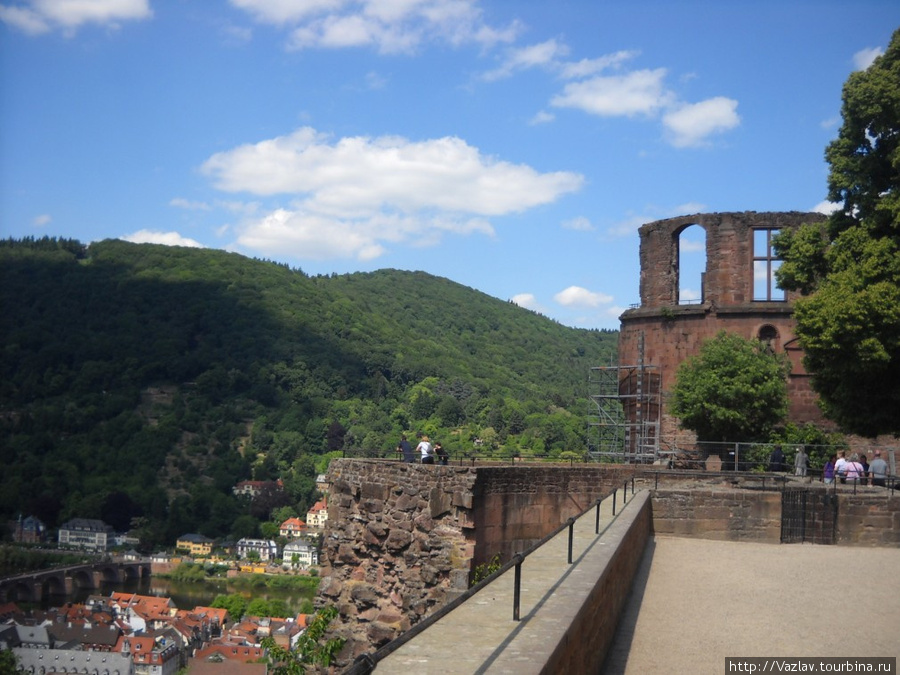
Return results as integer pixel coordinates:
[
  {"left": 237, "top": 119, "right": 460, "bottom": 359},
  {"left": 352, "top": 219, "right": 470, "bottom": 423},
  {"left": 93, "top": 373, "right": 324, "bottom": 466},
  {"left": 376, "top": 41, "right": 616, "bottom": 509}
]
[{"left": 1, "top": 1, "right": 897, "bottom": 330}]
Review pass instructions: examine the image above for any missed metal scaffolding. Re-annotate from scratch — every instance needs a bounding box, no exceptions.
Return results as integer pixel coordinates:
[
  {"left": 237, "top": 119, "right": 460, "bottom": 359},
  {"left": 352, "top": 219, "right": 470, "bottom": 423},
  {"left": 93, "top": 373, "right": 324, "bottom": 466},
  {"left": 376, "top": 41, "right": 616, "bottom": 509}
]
[{"left": 588, "top": 333, "right": 661, "bottom": 462}]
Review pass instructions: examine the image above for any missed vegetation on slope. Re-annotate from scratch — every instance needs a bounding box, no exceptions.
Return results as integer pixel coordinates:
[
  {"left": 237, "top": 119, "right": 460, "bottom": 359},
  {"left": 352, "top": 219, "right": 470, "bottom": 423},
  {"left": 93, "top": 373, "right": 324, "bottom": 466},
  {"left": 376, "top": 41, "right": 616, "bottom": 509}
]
[{"left": 0, "top": 237, "right": 617, "bottom": 549}]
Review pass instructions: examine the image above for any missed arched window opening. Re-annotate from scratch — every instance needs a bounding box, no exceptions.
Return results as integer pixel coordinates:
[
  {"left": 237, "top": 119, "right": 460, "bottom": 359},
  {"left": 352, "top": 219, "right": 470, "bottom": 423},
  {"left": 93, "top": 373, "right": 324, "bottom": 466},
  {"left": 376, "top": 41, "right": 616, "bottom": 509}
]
[
  {"left": 678, "top": 224, "right": 706, "bottom": 304},
  {"left": 753, "top": 228, "right": 784, "bottom": 301}
]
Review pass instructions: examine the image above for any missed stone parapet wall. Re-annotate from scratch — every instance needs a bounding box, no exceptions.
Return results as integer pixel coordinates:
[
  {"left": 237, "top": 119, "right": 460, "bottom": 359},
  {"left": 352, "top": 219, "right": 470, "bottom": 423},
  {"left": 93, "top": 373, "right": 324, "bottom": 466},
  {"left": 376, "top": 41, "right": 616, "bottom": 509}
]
[
  {"left": 540, "top": 491, "right": 653, "bottom": 674},
  {"left": 652, "top": 485, "right": 900, "bottom": 546},
  {"left": 836, "top": 493, "right": 900, "bottom": 546},
  {"left": 651, "top": 488, "right": 782, "bottom": 542},
  {"left": 318, "top": 460, "right": 478, "bottom": 662},
  {"left": 317, "top": 460, "right": 638, "bottom": 665},
  {"left": 471, "top": 465, "right": 634, "bottom": 567}
]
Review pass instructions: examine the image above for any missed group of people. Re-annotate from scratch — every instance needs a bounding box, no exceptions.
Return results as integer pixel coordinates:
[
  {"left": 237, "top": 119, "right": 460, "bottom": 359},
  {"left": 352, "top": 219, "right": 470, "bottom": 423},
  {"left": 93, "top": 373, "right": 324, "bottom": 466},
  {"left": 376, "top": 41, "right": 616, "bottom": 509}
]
[
  {"left": 768, "top": 446, "right": 891, "bottom": 487},
  {"left": 396, "top": 434, "right": 449, "bottom": 465},
  {"left": 823, "top": 450, "right": 890, "bottom": 487}
]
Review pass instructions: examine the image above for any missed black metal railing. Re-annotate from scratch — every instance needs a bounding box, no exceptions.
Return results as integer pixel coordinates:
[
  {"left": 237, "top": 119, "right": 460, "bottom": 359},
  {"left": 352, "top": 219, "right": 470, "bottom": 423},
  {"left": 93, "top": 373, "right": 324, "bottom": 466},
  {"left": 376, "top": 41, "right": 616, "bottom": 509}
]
[{"left": 343, "top": 482, "right": 639, "bottom": 674}]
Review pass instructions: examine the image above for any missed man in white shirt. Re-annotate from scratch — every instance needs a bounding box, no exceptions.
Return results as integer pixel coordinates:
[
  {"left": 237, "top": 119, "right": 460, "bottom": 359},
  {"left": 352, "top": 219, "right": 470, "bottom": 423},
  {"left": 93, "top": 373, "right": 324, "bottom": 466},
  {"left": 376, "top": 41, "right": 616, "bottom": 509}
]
[
  {"left": 834, "top": 451, "right": 848, "bottom": 484},
  {"left": 417, "top": 435, "right": 434, "bottom": 464}
]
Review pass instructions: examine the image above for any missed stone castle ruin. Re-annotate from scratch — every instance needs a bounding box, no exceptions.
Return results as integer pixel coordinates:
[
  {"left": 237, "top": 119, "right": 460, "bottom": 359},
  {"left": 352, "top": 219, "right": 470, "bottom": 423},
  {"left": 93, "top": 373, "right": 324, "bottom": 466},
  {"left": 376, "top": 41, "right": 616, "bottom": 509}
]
[{"left": 612, "top": 211, "right": 829, "bottom": 459}]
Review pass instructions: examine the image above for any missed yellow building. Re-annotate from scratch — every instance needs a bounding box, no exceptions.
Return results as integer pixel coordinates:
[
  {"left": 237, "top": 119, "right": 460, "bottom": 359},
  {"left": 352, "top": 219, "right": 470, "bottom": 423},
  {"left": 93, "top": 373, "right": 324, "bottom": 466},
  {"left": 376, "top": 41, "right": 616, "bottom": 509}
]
[{"left": 176, "top": 533, "right": 214, "bottom": 557}]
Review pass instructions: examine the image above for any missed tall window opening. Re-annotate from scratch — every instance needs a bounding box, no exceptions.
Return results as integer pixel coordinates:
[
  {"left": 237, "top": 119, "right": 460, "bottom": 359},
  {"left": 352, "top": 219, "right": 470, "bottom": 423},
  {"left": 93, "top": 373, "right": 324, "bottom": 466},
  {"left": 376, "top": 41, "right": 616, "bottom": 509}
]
[
  {"left": 678, "top": 224, "right": 706, "bottom": 304},
  {"left": 753, "top": 228, "right": 784, "bottom": 301}
]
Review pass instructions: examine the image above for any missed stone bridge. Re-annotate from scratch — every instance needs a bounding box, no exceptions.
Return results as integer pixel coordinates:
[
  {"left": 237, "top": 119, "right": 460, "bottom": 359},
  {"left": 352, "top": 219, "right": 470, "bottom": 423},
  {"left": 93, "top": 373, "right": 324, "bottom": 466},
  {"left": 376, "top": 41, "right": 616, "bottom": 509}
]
[{"left": 0, "top": 560, "right": 151, "bottom": 603}]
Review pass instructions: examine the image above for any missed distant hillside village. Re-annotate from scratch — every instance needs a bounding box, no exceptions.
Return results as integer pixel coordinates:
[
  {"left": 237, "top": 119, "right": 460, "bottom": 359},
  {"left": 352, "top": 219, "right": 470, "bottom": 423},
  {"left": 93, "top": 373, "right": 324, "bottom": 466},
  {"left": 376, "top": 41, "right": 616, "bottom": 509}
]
[
  {"left": 2, "top": 478, "right": 332, "bottom": 674},
  {"left": 1, "top": 589, "right": 305, "bottom": 675},
  {"left": 8, "top": 476, "right": 330, "bottom": 573}
]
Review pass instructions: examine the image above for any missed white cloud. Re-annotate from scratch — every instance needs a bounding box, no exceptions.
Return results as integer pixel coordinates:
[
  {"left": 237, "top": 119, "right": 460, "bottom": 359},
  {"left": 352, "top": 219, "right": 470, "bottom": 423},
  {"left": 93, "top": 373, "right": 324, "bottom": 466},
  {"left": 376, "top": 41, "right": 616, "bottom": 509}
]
[
  {"left": 605, "top": 305, "right": 626, "bottom": 321},
  {"left": 662, "top": 97, "right": 740, "bottom": 148},
  {"left": 170, "top": 198, "right": 212, "bottom": 211},
  {"left": 561, "top": 216, "right": 593, "bottom": 231},
  {"left": 554, "top": 285, "right": 613, "bottom": 308},
  {"left": 230, "top": 0, "right": 519, "bottom": 53},
  {"left": 537, "top": 45, "right": 739, "bottom": 148},
  {"left": 0, "top": 0, "right": 151, "bottom": 35},
  {"left": 853, "top": 46, "right": 882, "bottom": 71},
  {"left": 511, "top": 293, "right": 544, "bottom": 313},
  {"left": 813, "top": 200, "right": 841, "bottom": 215},
  {"left": 202, "top": 126, "right": 582, "bottom": 260},
  {"left": 365, "top": 70, "right": 387, "bottom": 89},
  {"left": 528, "top": 110, "right": 555, "bottom": 125},
  {"left": 32, "top": 213, "right": 51, "bottom": 227},
  {"left": 230, "top": 0, "right": 344, "bottom": 24},
  {"left": 219, "top": 21, "right": 253, "bottom": 46},
  {"left": 122, "top": 230, "right": 206, "bottom": 248},
  {"left": 605, "top": 202, "right": 707, "bottom": 238},
  {"left": 481, "top": 38, "right": 569, "bottom": 81},
  {"left": 551, "top": 68, "right": 671, "bottom": 117},
  {"left": 680, "top": 237, "right": 705, "bottom": 253},
  {"left": 558, "top": 50, "right": 638, "bottom": 79},
  {"left": 202, "top": 127, "right": 583, "bottom": 213}
]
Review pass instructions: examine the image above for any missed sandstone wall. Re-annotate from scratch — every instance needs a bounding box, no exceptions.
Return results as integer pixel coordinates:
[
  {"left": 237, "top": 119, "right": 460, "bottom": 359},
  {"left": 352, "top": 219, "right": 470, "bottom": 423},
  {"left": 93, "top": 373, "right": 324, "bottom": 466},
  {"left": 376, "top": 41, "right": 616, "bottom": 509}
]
[
  {"left": 316, "top": 461, "right": 637, "bottom": 664},
  {"left": 651, "top": 488, "right": 783, "bottom": 542},
  {"left": 317, "top": 461, "right": 477, "bottom": 662},
  {"left": 836, "top": 492, "right": 900, "bottom": 546},
  {"left": 471, "top": 465, "right": 633, "bottom": 567},
  {"left": 651, "top": 486, "right": 900, "bottom": 546},
  {"left": 618, "top": 211, "right": 832, "bottom": 434},
  {"left": 541, "top": 491, "right": 653, "bottom": 675}
]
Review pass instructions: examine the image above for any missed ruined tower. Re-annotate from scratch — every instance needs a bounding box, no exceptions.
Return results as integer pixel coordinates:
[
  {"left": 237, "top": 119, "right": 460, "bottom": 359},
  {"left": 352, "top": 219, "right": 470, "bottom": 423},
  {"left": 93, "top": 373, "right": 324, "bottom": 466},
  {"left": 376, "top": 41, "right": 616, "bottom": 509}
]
[{"left": 617, "top": 211, "right": 830, "bottom": 451}]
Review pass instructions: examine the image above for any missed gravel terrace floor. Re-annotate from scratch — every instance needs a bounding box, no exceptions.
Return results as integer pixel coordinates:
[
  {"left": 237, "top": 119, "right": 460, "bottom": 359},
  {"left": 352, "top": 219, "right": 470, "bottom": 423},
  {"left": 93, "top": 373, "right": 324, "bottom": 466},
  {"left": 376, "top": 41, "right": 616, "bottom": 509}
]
[{"left": 601, "top": 535, "right": 900, "bottom": 674}]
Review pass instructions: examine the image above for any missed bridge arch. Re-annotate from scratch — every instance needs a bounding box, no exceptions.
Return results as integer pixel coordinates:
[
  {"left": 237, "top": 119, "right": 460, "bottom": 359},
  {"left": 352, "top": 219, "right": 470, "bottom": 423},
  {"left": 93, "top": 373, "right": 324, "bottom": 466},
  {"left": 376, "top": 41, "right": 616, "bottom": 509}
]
[
  {"left": 69, "top": 569, "right": 94, "bottom": 591},
  {"left": 122, "top": 565, "right": 140, "bottom": 582},
  {"left": 7, "top": 579, "right": 35, "bottom": 603},
  {"left": 40, "top": 574, "right": 65, "bottom": 600},
  {"left": 96, "top": 565, "right": 120, "bottom": 585}
]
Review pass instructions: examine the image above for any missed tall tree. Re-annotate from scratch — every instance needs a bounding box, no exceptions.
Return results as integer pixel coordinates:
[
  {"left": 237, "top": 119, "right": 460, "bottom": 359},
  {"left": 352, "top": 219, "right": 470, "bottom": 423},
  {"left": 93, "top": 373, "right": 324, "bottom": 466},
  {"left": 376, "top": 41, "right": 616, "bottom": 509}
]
[
  {"left": 670, "top": 332, "right": 790, "bottom": 443},
  {"left": 775, "top": 28, "right": 900, "bottom": 436}
]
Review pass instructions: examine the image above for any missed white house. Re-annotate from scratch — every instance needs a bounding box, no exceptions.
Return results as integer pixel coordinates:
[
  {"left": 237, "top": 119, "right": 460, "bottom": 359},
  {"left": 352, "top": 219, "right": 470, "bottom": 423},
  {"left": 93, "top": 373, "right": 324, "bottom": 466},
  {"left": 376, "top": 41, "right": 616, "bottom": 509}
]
[
  {"left": 236, "top": 538, "right": 278, "bottom": 562},
  {"left": 282, "top": 539, "right": 319, "bottom": 569},
  {"left": 58, "top": 518, "right": 113, "bottom": 551}
]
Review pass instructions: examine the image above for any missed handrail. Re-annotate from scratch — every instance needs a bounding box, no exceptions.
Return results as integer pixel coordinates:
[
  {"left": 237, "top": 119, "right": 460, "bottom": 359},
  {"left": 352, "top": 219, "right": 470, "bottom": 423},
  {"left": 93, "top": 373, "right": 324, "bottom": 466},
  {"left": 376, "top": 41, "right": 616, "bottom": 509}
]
[{"left": 344, "top": 485, "right": 637, "bottom": 674}]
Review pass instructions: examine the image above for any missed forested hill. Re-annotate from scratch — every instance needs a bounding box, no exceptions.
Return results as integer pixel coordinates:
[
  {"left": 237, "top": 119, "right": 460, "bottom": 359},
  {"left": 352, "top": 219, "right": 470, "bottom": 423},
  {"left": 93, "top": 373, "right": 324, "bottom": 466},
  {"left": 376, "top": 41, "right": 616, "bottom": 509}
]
[{"left": 0, "top": 237, "right": 617, "bottom": 548}]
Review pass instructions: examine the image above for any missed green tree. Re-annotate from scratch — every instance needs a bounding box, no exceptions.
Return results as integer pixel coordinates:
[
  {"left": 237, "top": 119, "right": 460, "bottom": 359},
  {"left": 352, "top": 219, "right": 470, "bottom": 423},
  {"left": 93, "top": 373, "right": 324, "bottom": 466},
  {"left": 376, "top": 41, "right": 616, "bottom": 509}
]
[
  {"left": 0, "top": 648, "right": 17, "bottom": 675},
  {"left": 261, "top": 606, "right": 345, "bottom": 672},
  {"left": 774, "top": 28, "right": 900, "bottom": 436},
  {"left": 211, "top": 593, "right": 247, "bottom": 622},
  {"left": 670, "top": 331, "right": 790, "bottom": 443}
]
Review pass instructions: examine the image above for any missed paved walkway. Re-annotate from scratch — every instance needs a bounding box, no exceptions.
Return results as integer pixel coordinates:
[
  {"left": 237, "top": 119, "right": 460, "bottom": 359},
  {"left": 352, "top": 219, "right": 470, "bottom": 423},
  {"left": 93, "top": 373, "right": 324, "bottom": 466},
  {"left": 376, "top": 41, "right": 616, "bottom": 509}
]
[
  {"left": 602, "top": 536, "right": 900, "bottom": 674},
  {"left": 377, "top": 489, "right": 638, "bottom": 674}
]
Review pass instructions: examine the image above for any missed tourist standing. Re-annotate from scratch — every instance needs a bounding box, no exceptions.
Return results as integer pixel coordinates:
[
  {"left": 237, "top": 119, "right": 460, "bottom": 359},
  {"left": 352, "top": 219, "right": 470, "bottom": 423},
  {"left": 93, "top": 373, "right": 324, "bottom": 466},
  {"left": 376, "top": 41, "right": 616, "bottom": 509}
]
[
  {"left": 869, "top": 450, "right": 888, "bottom": 487},
  {"left": 418, "top": 435, "right": 434, "bottom": 464},
  {"left": 823, "top": 454, "right": 836, "bottom": 485},
  {"left": 397, "top": 434, "right": 415, "bottom": 463},
  {"left": 835, "top": 451, "right": 848, "bottom": 484},
  {"left": 794, "top": 446, "right": 809, "bottom": 477},
  {"left": 435, "top": 442, "right": 448, "bottom": 466},
  {"left": 768, "top": 446, "right": 786, "bottom": 472},
  {"left": 844, "top": 453, "right": 865, "bottom": 485}
]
